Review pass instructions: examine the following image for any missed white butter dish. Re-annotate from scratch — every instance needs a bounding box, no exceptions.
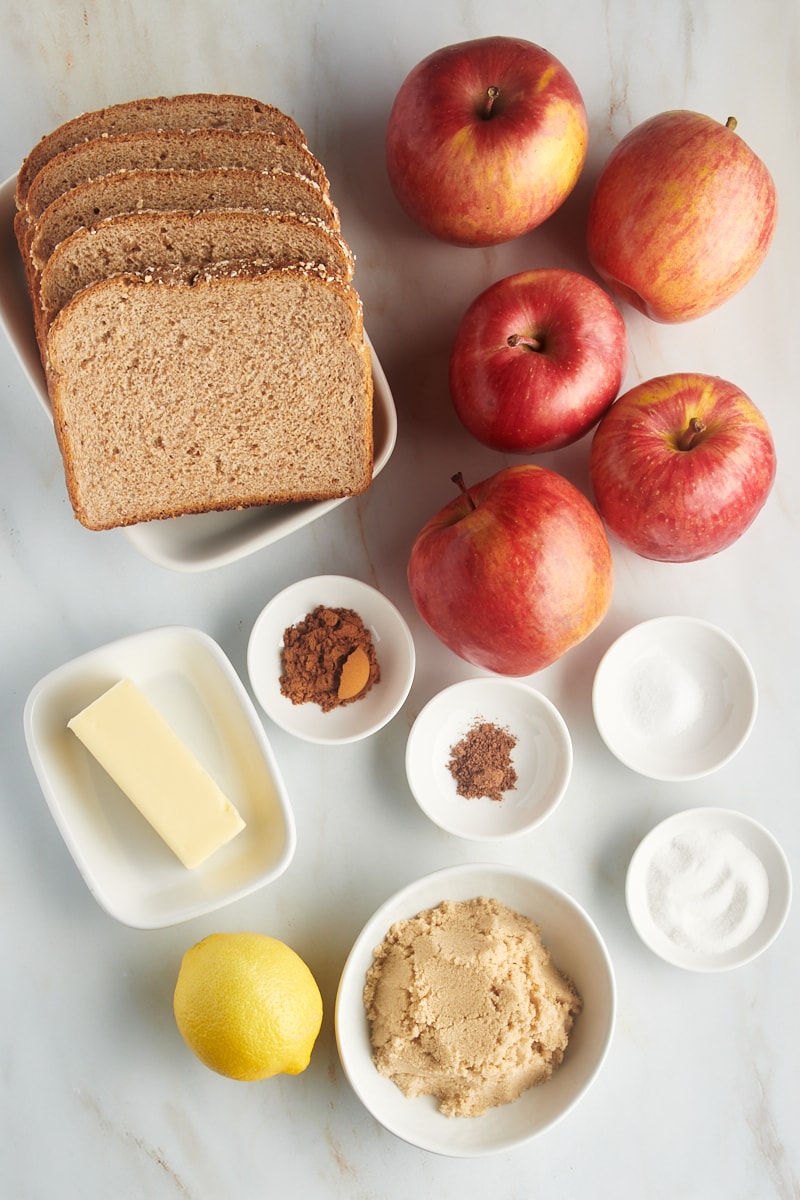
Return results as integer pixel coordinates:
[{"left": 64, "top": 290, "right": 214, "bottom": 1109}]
[{"left": 24, "top": 625, "right": 296, "bottom": 928}]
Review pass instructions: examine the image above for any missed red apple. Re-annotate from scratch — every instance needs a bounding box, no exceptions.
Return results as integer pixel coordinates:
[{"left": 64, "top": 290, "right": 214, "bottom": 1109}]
[
  {"left": 586, "top": 110, "right": 777, "bottom": 322},
  {"left": 407, "top": 466, "right": 613, "bottom": 675},
  {"left": 385, "top": 36, "right": 588, "bottom": 247},
  {"left": 449, "top": 268, "right": 627, "bottom": 453},
  {"left": 590, "top": 373, "right": 777, "bottom": 562}
]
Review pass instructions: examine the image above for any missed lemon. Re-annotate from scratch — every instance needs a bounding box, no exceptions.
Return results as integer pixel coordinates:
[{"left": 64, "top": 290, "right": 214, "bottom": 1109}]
[{"left": 173, "top": 931, "right": 323, "bottom": 1081}]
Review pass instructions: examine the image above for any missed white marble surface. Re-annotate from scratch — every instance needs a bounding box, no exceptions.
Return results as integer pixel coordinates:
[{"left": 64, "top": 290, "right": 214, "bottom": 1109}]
[{"left": 1, "top": 1, "right": 798, "bottom": 1195}]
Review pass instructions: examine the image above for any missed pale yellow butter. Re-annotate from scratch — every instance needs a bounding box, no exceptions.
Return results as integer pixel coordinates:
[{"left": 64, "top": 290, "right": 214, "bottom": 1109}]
[{"left": 68, "top": 678, "right": 245, "bottom": 869}]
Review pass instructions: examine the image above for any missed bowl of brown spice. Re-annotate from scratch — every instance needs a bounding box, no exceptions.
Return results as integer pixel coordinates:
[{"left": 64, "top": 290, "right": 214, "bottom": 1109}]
[
  {"left": 405, "top": 678, "right": 573, "bottom": 840},
  {"left": 247, "top": 575, "right": 416, "bottom": 744}
]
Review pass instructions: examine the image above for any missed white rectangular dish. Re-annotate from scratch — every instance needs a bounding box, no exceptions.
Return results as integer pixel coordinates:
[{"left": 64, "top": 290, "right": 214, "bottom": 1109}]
[
  {"left": 0, "top": 173, "right": 397, "bottom": 572},
  {"left": 24, "top": 625, "right": 297, "bottom": 928}
]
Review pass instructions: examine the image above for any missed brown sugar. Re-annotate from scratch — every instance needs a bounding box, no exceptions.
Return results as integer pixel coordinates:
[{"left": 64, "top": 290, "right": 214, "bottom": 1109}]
[
  {"left": 363, "top": 897, "right": 582, "bottom": 1118},
  {"left": 447, "top": 720, "right": 518, "bottom": 801},
  {"left": 279, "top": 605, "right": 380, "bottom": 712}
]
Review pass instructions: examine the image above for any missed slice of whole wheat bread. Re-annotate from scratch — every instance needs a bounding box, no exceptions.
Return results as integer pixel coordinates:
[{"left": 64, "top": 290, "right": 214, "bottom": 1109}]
[
  {"left": 16, "top": 93, "right": 308, "bottom": 208},
  {"left": 37, "top": 208, "right": 356, "bottom": 334},
  {"left": 45, "top": 263, "right": 374, "bottom": 530},
  {"left": 29, "top": 167, "right": 341, "bottom": 271}
]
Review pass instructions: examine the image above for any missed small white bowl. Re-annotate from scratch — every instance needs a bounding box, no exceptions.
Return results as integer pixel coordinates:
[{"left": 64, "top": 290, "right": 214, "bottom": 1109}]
[
  {"left": 626, "top": 807, "right": 791, "bottom": 972},
  {"left": 247, "top": 575, "right": 415, "bottom": 744},
  {"left": 405, "top": 678, "right": 572, "bottom": 840},
  {"left": 335, "top": 863, "right": 615, "bottom": 1157},
  {"left": 592, "top": 616, "right": 757, "bottom": 781},
  {"left": 24, "top": 626, "right": 296, "bottom": 929}
]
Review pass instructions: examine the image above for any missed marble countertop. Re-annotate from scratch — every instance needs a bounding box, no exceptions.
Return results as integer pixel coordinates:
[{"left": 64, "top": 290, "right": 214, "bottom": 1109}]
[{"left": 1, "top": 1, "right": 797, "bottom": 1196}]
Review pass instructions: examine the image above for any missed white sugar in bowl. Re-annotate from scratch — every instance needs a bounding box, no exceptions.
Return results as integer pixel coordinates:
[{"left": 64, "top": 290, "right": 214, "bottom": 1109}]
[{"left": 592, "top": 616, "right": 757, "bottom": 781}]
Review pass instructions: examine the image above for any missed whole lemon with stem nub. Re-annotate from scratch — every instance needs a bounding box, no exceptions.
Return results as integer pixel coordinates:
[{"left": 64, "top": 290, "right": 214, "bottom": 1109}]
[{"left": 173, "top": 932, "right": 323, "bottom": 1081}]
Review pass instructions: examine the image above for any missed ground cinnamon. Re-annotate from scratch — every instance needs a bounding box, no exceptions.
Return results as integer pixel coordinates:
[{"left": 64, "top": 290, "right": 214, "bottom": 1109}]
[
  {"left": 447, "top": 720, "right": 518, "bottom": 802},
  {"left": 279, "top": 605, "right": 380, "bottom": 712}
]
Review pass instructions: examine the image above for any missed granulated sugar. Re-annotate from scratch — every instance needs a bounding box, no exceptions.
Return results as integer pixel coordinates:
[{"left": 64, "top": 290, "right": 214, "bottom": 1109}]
[
  {"left": 645, "top": 828, "right": 770, "bottom": 955},
  {"left": 625, "top": 650, "right": 706, "bottom": 739}
]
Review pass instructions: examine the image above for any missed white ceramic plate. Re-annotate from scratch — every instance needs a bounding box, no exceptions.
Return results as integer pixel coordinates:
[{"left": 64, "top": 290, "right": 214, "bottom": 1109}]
[
  {"left": 405, "top": 677, "right": 572, "bottom": 840},
  {"left": 592, "top": 616, "right": 758, "bottom": 781},
  {"left": 0, "top": 173, "right": 397, "bottom": 572},
  {"left": 248, "top": 575, "right": 415, "bottom": 744},
  {"left": 335, "top": 863, "right": 615, "bottom": 1157},
  {"left": 626, "top": 807, "right": 792, "bottom": 972},
  {"left": 24, "top": 626, "right": 296, "bottom": 928}
]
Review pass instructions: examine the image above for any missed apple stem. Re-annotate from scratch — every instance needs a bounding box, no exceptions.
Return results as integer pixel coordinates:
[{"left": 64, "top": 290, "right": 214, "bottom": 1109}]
[
  {"left": 451, "top": 471, "right": 477, "bottom": 510},
  {"left": 678, "top": 417, "right": 707, "bottom": 450},
  {"left": 482, "top": 86, "right": 500, "bottom": 119},
  {"left": 726, "top": 115, "right": 738, "bottom": 131},
  {"left": 507, "top": 332, "right": 544, "bottom": 353}
]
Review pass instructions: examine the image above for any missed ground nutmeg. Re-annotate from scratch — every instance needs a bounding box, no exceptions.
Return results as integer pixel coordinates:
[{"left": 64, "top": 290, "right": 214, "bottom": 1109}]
[{"left": 447, "top": 719, "right": 518, "bottom": 802}]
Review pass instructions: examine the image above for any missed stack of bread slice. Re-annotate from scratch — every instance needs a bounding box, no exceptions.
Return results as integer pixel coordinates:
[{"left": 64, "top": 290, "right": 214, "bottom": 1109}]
[{"left": 14, "top": 93, "right": 374, "bottom": 532}]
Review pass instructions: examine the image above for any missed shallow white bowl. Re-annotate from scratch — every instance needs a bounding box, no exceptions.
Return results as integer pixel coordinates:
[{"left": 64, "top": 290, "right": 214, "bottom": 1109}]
[
  {"left": 0, "top": 174, "right": 397, "bottom": 573},
  {"left": 405, "top": 678, "right": 572, "bottom": 840},
  {"left": 626, "top": 807, "right": 792, "bottom": 972},
  {"left": 335, "top": 863, "right": 615, "bottom": 1157},
  {"left": 592, "top": 616, "right": 757, "bottom": 781},
  {"left": 247, "top": 575, "right": 415, "bottom": 745},
  {"left": 24, "top": 626, "right": 296, "bottom": 928}
]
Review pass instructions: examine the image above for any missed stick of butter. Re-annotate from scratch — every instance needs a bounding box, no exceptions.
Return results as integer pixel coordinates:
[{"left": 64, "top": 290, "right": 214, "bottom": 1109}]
[{"left": 68, "top": 678, "right": 246, "bottom": 869}]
